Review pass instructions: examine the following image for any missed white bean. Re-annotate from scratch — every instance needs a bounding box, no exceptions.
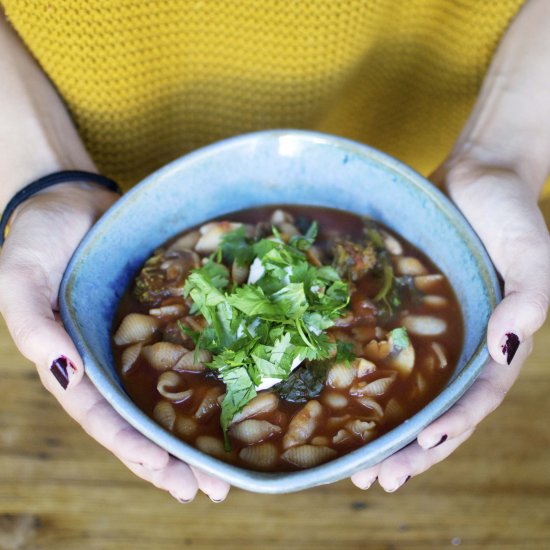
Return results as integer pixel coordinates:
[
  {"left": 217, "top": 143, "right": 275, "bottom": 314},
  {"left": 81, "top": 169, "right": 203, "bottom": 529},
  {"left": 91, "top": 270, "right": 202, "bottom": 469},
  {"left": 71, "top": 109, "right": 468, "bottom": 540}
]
[{"left": 402, "top": 315, "right": 447, "bottom": 336}]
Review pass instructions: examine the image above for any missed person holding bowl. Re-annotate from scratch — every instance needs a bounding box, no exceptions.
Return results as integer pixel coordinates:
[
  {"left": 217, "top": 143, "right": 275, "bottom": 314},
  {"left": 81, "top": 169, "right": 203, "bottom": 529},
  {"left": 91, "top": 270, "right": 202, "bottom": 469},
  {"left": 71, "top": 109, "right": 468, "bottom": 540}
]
[{"left": 0, "top": 0, "right": 549, "bottom": 503}]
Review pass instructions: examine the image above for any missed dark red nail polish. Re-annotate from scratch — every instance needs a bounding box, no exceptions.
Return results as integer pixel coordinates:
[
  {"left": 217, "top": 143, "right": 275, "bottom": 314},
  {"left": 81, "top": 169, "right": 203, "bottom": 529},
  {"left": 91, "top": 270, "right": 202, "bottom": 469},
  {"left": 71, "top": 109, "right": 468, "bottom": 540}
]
[
  {"left": 501, "top": 333, "right": 520, "bottom": 365},
  {"left": 431, "top": 434, "right": 448, "bottom": 449},
  {"left": 49, "top": 356, "right": 76, "bottom": 389}
]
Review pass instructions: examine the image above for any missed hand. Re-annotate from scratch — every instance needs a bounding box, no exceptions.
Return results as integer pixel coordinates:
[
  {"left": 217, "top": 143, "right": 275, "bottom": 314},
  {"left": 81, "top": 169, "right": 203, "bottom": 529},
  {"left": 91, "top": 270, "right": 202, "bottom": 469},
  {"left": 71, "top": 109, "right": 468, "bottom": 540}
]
[
  {"left": 0, "top": 183, "right": 230, "bottom": 503},
  {"left": 351, "top": 163, "right": 550, "bottom": 492}
]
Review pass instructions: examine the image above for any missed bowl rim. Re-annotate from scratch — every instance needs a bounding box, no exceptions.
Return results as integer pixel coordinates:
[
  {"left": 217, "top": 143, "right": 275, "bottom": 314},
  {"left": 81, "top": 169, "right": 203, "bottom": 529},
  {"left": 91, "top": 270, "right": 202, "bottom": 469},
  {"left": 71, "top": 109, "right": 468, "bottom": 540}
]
[{"left": 60, "top": 129, "right": 501, "bottom": 493}]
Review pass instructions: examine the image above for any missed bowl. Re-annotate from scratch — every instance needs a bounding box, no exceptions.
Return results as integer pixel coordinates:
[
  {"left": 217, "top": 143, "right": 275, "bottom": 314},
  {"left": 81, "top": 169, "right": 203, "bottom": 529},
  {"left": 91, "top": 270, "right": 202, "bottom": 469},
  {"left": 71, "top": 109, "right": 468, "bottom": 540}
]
[{"left": 59, "top": 130, "right": 501, "bottom": 493}]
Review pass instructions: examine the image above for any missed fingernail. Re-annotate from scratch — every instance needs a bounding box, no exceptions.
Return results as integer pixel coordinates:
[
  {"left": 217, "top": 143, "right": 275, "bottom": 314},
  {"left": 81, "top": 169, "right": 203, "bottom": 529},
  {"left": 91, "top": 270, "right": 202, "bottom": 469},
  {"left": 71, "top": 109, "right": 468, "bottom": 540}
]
[
  {"left": 501, "top": 332, "right": 520, "bottom": 365},
  {"left": 387, "top": 475, "right": 411, "bottom": 492},
  {"left": 429, "top": 434, "right": 448, "bottom": 449},
  {"left": 170, "top": 492, "right": 191, "bottom": 504},
  {"left": 210, "top": 497, "right": 225, "bottom": 503},
  {"left": 360, "top": 477, "right": 377, "bottom": 490},
  {"left": 49, "top": 356, "right": 76, "bottom": 389}
]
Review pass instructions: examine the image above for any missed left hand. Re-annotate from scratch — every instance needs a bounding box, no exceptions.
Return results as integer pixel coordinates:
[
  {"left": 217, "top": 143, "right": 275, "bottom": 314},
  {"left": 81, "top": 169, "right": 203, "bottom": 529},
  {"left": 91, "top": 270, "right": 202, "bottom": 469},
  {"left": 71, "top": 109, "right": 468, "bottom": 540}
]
[{"left": 351, "top": 162, "right": 550, "bottom": 492}]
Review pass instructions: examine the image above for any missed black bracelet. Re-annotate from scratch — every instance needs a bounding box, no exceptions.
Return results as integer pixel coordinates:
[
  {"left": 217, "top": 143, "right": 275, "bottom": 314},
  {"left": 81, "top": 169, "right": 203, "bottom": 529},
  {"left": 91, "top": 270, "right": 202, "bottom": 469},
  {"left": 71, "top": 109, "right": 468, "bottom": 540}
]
[{"left": 0, "top": 170, "right": 122, "bottom": 246}]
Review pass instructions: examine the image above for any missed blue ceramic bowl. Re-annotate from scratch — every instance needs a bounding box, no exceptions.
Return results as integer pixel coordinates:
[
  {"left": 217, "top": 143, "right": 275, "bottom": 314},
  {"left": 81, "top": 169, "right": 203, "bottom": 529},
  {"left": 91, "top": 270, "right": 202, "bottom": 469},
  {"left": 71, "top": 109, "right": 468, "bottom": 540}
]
[{"left": 60, "top": 130, "right": 500, "bottom": 494}]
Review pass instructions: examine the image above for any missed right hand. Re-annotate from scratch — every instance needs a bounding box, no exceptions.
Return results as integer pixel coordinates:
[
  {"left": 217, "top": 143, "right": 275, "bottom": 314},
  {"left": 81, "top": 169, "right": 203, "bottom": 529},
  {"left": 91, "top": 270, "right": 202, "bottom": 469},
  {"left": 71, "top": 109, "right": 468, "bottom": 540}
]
[{"left": 0, "top": 182, "right": 230, "bottom": 503}]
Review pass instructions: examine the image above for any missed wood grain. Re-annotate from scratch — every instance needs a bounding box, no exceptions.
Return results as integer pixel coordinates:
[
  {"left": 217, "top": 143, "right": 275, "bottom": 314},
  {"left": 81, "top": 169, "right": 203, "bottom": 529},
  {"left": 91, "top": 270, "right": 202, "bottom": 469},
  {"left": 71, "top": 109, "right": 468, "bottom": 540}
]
[{"left": 1, "top": 202, "right": 550, "bottom": 550}]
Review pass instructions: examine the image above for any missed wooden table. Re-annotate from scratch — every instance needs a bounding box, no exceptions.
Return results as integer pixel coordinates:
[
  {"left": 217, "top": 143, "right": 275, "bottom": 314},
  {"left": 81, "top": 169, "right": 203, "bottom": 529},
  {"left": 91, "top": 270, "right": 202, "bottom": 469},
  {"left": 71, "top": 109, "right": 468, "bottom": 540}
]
[{"left": 1, "top": 201, "right": 549, "bottom": 550}]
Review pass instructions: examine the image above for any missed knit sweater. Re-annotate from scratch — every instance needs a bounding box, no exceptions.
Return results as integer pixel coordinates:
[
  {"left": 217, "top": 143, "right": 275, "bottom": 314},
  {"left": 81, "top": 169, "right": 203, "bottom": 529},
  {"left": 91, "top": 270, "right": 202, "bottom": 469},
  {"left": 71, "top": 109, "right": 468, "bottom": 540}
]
[{"left": 2, "top": 0, "right": 526, "bottom": 190}]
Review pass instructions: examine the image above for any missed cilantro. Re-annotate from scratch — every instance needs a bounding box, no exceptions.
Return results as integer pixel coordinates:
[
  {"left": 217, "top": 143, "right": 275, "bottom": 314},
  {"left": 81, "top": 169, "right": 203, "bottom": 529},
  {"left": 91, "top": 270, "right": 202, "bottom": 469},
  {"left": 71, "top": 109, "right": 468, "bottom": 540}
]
[
  {"left": 335, "top": 340, "right": 356, "bottom": 363},
  {"left": 220, "top": 226, "right": 255, "bottom": 266},
  {"left": 183, "top": 221, "right": 351, "bottom": 446}
]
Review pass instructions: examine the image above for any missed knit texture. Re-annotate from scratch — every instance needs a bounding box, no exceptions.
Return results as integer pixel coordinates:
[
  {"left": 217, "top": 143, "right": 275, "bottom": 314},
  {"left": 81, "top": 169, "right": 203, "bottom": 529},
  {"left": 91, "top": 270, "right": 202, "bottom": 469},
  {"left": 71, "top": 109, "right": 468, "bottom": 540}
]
[{"left": 2, "top": 0, "right": 526, "bottom": 190}]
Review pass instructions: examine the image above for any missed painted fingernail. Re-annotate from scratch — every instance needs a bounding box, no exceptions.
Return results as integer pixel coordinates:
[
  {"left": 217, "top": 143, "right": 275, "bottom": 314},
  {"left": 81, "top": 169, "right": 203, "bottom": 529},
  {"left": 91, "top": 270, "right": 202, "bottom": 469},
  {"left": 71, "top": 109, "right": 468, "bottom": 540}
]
[
  {"left": 430, "top": 434, "right": 448, "bottom": 449},
  {"left": 49, "top": 356, "right": 76, "bottom": 389},
  {"left": 501, "top": 332, "right": 520, "bottom": 365}
]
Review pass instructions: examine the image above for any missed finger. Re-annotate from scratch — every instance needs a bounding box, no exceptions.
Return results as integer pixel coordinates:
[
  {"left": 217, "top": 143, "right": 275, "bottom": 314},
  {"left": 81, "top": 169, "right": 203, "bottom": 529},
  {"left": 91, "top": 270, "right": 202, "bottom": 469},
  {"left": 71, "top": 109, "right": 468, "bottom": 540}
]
[
  {"left": 123, "top": 456, "right": 198, "bottom": 503},
  {"left": 0, "top": 262, "right": 84, "bottom": 391},
  {"left": 487, "top": 236, "right": 550, "bottom": 364},
  {"left": 417, "top": 340, "right": 531, "bottom": 450},
  {"left": 78, "top": 392, "right": 170, "bottom": 471},
  {"left": 442, "top": 173, "right": 550, "bottom": 365},
  {"left": 351, "top": 464, "right": 381, "bottom": 490},
  {"left": 377, "top": 429, "right": 474, "bottom": 492},
  {"left": 191, "top": 466, "right": 231, "bottom": 502}
]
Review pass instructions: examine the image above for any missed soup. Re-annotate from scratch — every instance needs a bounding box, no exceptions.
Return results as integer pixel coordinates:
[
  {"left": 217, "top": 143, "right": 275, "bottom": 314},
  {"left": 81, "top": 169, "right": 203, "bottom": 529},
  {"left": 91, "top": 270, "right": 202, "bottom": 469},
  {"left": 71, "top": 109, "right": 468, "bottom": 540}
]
[{"left": 112, "top": 207, "right": 463, "bottom": 471}]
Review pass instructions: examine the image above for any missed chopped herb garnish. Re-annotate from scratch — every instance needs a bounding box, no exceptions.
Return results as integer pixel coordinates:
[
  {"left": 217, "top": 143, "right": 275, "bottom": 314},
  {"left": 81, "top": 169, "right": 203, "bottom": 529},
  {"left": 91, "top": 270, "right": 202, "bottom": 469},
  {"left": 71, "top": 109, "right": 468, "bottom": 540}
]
[
  {"left": 183, "top": 224, "right": 350, "bottom": 448},
  {"left": 335, "top": 340, "right": 356, "bottom": 364}
]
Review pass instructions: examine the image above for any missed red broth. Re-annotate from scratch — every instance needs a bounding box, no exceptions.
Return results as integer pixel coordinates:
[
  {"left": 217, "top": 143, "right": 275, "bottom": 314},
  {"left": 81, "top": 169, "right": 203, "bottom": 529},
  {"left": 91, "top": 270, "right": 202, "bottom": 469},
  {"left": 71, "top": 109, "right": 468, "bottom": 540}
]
[{"left": 112, "top": 206, "right": 463, "bottom": 471}]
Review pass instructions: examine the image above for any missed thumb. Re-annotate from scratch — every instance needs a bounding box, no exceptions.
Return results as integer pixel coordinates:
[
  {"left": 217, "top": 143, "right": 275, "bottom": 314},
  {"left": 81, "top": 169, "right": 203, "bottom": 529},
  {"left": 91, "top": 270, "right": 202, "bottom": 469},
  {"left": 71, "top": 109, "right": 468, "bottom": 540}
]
[
  {"left": 0, "top": 264, "right": 84, "bottom": 391},
  {"left": 487, "top": 246, "right": 550, "bottom": 364}
]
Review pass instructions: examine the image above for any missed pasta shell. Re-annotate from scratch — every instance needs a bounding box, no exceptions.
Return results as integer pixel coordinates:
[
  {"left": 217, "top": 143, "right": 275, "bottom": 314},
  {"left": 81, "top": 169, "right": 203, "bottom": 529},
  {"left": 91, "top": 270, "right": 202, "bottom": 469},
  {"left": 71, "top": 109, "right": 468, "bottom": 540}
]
[
  {"left": 380, "top": 230, "right": 403, "bottom": 255},
  {"left": 149, "top": 304, "right": 187, "bottom": 317},
  {"left": 351, "top": 374, "right": 396, "bottom": 397},
  {"left": 354, "top": 358, "right": 376, "bottom": 378},
  {"left": 174, "top": 349, "right": 211, "bottom": 373},
  {"left": 326, "top": 362, "right": 355, "bottom": 389},
  {"left": 422, "top": 295, "right": 448, "bottom": 308},
  {"left": 152, "top": 401, "right": 176, "bottom": 431},
  {"left": 402, "top": 315, "right": 447, "bottom": 336},
  {"left": 282, "top": 445, "right": 337, "bottom": 468},
  {"left": 168, "top": 230, "right": 200, "bottom": 252},
  {"left": 387, "top": 332, "right": 415, "bottom": 375},
  {"left": 355, "top": 397, "right": 384, "bottom": 420},
  {"left": 175, "top": 415, "right": 197, "bottom": 437},
  {"left": 114, "top": 314, "right": 159, "bottom": 345},
  {"left": 431, "top": 342, "right": 448, "bottom": 369},
  {"left": 270, "top": 209, "right": 294, "bottom": 225},
  {"left": 326, "top": 415, "right": 351, "bottom": 431},
  {"left": 195, "top": 222, "right": 242, "bottom": 253},
  {"left": 121, "top": 343, "right": 142, "bottom": 375},
  {"left": 142, "top": 342, "right": 187, "bottom": 371},
  {"left": 311, "top": 436, "right": 330, "bottom": 446},
  {"left": 322, "top": 391, "right": 348, "bottom": 410},
  {"left": 195, "top": 435, "right": 226, "bottom": 459},
  {"left": 230, "top": 420, "right": 282, "bottom": 444},
  {"left": 194, "top": 387, "right": 224, "bottom": 420},
  {"left": 157, "top": 371, "right": 193, "bottom": 402},
  {"left": 414, "top": 274, "right": 444, "bottom": 293},
  {"left": 230, "top": 393, "right": 279, "bottom": 425},
  {"left": 345, "top": 419, "right": 376, "bottom": 440},
  {"left": 395, "top": 256, "right": 428, "bottom": 276},
  {"left": 239, "top": 443, "right": 279, "bottom": 470},
  {"left": 283, "top": 400, "right": 323, "bottom": 450},
  {"left": 231, "top": 260, "right": 249, "bottom": 285},
  {"left": 332, "top": 429, "right": 352, "bottom": 445}
]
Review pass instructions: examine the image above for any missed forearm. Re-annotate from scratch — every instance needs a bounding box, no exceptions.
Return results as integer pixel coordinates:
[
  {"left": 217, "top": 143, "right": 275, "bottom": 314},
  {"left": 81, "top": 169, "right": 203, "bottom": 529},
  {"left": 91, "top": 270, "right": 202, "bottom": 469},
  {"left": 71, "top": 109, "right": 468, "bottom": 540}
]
[
  {"left": 443, "top": 0, "right": 550, "bottom": 195},
  {"left": 0, "top": 14, "right": 95, "bottom": 210}
]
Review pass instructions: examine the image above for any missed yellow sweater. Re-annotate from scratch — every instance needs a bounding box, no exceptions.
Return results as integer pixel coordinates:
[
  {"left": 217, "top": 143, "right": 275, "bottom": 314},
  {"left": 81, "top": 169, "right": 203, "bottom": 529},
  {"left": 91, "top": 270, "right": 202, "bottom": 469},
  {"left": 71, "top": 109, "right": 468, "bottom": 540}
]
[{"left": 2, "top": 0, "right": 534, "bottom": 193}]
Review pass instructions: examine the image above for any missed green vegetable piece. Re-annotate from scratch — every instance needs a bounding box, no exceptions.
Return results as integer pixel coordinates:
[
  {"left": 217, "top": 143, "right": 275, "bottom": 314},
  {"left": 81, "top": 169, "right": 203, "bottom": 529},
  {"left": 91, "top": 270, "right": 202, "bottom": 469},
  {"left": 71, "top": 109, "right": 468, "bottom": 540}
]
[{"left": 389, "top": 327, "right": 410, "bottom": 351}]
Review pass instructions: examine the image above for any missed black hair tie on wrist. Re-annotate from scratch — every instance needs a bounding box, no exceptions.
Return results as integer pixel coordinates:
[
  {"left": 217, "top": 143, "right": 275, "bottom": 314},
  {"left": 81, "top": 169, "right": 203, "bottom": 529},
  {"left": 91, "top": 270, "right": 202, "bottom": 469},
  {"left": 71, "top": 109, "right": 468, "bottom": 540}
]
[{"left": 0, "top": 170, "right": 122, "bottom": 246}]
